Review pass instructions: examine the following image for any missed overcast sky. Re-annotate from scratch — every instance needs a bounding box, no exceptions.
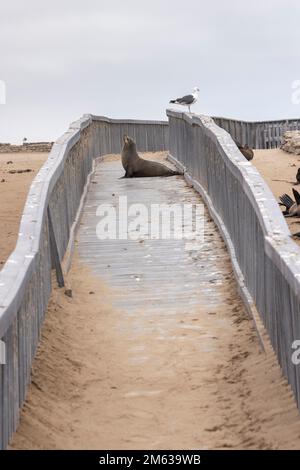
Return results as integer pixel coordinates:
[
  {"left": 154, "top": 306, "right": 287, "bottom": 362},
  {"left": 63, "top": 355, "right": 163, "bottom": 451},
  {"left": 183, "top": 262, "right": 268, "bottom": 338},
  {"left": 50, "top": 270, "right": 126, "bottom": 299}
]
[{"left": 0, "top": 0, "right": 300, "bottom": 143}]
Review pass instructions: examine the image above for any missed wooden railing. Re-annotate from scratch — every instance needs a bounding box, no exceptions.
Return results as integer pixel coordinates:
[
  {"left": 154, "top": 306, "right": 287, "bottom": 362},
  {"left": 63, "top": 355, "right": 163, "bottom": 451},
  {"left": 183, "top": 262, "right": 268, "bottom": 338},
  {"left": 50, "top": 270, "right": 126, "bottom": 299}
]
[
  {"left": 168, "top": 109, "right": 300, "bottom": 411},
  {"left": 213, "top": 116, "right": 300, "bottom": 148},
  {"left": 2, "top": 108, "right": 300, "bottom": 449},
  {"left": 0, "top": 115, "right": 169, "bottom": 449}
]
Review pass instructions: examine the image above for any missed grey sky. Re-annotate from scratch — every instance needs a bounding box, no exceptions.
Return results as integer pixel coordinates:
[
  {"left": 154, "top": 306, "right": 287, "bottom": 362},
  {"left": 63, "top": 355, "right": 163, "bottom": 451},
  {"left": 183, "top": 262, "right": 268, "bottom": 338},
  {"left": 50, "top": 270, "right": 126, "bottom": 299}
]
[{"left": 0, "top": 0, "right": 300, "bottom": 143}]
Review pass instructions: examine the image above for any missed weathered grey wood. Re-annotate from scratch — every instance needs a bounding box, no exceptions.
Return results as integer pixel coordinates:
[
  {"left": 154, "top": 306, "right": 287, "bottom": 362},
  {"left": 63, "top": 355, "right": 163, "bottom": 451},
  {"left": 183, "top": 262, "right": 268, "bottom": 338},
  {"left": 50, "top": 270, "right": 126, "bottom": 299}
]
[
  {"left": 213, "top": 115, "right": 300, "bottom": 149},
  {"left": 77, "top": 158, "right": 234, "bottom": 317},
  {"left": 167, "top": 109, "right": 300, "bottom": 409},
  {"left": 1, "top": 107, "right": 300, "bottom": 450},
  {"left": 47, "top": 208, "right": 65, "bottom": 288},
  {"left": 0, "top": 114, "right": 170, "bottom": 449}
]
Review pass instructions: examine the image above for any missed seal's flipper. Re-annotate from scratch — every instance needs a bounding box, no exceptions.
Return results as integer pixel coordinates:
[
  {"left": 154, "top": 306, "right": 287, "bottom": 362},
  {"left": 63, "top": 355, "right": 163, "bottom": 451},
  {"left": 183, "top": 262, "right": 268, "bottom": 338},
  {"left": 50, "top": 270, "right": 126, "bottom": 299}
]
[
  {"left": 293, "top": 188, "right": 300, "bottom": 206},
  {"left": 279, "top": 194, "right": 294, "bottom": 210}
]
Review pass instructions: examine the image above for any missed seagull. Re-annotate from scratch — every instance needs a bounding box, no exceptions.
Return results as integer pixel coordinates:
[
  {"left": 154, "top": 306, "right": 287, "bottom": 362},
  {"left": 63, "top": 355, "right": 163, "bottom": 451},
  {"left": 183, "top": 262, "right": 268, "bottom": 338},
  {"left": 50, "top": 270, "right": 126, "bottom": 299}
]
[{"left": 169, "top": 87, "right": 199, "bottom": 113}]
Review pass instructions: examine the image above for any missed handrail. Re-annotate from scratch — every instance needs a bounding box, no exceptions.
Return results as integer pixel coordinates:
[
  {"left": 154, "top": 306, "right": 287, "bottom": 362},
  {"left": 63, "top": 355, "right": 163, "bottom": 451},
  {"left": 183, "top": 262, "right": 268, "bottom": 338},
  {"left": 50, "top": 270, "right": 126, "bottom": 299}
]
[
  {"left": 167, "top": 109, "right": 300, "bottom": 409},
  {"left": 0, "top": 114, "right": 169, "bottom": 449},
  {"left": 211, "top": 115, "right": 300, "bottom": 148}
]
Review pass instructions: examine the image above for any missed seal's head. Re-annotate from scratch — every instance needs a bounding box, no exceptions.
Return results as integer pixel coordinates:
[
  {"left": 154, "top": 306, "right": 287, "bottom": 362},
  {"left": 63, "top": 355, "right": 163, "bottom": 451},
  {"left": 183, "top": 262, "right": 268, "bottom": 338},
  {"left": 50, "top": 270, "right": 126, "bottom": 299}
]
[{"left": 123, "top": 135, "right": 136, "bottom": 151}]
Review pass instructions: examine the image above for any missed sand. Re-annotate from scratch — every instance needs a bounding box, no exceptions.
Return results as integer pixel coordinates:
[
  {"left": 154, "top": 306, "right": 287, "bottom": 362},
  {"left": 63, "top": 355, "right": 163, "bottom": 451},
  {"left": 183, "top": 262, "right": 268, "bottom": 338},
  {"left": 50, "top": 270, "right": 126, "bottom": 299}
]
[
  {"left": 9, "top": 256, "right": 300, "bottom": 450},
  {"left": 0, "top": 152, "right": 48, "bottom": 267},
  {"left": 9, "top": 152, "right": 300, "bottom": 450},
  {"left": 253, "top": 148, "right": 300, "bottom": 240}
]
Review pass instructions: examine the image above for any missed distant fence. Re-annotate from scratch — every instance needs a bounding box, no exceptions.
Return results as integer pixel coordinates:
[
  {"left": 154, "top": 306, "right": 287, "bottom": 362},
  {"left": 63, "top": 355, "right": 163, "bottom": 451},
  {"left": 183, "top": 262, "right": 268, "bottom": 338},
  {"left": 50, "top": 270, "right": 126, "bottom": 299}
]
[
  {"left": 213, "top": 116, "right": 300, "bottom": 149},
  {"left": 91, "top": 115, "right": 169, "bottom": 154},
  {"left": 168, "top": 109, "right": 300, "bottom": 410},
  {"left": 0, "top": 115, "right": 168, "bottom": 449},
  {"left": 0, "top": 142, "right": 53, "bottom": 153}
]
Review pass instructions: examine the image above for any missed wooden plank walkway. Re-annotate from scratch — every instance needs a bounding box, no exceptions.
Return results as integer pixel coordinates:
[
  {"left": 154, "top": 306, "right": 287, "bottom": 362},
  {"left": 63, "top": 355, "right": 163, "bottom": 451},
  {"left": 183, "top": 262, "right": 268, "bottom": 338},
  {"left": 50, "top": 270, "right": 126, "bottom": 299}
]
[{"left": 77, "top": 156, "right": 230, "bottom": 316}]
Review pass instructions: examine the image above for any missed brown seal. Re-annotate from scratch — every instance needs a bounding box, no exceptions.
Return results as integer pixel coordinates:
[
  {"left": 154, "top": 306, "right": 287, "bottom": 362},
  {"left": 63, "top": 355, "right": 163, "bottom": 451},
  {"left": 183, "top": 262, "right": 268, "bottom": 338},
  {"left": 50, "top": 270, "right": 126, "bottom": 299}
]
[
  {"left": 235, "top": 141, "right": 254, "bottom": 161},
  {"left": 121, "top": 135, "right": 182, "bottom": 178},
  {"left": 279, "top": 188, "right": 300, "bottom": 217}
]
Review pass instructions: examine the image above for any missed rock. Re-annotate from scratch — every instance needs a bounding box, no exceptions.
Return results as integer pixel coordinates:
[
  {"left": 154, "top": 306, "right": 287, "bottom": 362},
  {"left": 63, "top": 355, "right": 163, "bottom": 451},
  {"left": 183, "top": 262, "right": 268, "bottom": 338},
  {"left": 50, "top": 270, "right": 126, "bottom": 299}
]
[
  {"left": 281, "top": 130, "right": 300, "bottom": 155},
  {"left": 64, "top": 289, "right": 73, "bottom": 298},
  {"left": 8, "top": 169, "right": 33, "bottom": 174},
  {"left": 0, "top": 142, "right": 53, "bottom": 153}
]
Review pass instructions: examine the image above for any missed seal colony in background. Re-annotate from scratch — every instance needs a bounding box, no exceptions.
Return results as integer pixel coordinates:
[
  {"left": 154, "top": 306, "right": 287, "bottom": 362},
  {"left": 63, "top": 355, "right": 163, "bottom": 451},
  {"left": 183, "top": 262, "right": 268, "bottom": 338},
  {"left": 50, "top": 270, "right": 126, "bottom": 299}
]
[{"left": 121, "top": 135, "right": 182, "bottom": 178}]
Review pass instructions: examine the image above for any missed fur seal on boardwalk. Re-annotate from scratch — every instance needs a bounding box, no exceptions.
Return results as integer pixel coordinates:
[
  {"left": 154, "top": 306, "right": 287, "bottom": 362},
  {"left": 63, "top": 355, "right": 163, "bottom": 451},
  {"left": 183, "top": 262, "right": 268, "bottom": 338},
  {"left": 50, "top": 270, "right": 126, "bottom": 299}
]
[
  {"left": 121, "top": 135, "right": 182, "bottom": 178},
  {"left": 235, "top": 141, "right": 254, "bottom": 161},
  {"left": 279, "top": 188, "right": 300, "bottom": 217}
]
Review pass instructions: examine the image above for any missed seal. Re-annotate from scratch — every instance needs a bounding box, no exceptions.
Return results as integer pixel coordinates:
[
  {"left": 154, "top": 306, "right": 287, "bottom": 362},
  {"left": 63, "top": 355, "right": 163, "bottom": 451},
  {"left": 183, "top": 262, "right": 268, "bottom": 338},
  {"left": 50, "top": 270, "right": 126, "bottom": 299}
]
[
  {"left": 235, "top": 141, "right": 254, "bottom": 161},
  {"left": 279, "top": 188, "right": 300, "bottom": 217},
  {"left": 121, "top": 135, "right": 182, "bottom": 178}
]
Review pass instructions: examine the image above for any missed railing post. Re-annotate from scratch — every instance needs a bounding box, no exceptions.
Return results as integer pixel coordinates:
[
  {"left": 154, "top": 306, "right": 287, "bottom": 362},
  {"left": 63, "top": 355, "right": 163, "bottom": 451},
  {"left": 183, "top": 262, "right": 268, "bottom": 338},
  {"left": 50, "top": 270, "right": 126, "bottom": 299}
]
[
  {"left": 47, "top": 207, "right": 65, "bottom": 288},
  {"left": 0, "top": 339, "right": 5, "bottom": 364}
]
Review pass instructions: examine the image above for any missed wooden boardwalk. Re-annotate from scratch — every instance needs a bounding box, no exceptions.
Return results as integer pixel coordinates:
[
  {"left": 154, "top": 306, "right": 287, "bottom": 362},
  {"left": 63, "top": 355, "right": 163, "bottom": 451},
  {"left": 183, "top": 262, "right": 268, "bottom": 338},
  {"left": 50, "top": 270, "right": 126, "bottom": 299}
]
[
  {"left": 77, "top": 156, "right": 231, "bottom": 316},
  {"left": 10, "top": 154, "right": 300, "bottom": 450}
]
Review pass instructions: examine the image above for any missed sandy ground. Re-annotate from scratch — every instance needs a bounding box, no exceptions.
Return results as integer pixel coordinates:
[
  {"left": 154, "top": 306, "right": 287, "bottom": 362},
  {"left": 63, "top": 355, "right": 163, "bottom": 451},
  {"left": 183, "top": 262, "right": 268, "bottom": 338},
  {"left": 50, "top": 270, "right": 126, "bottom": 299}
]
[
  {"left": 9, "top": 152, "right": 300, "bottom": 450},
  {"left": 253, "top": 148, "right": 300, "bottom": 239},
  {"left": 9, "top": 257, "right": 300, "bottom": 450},
  {"left": 0, "top": 152, "right": 48, "bottom": 266}
]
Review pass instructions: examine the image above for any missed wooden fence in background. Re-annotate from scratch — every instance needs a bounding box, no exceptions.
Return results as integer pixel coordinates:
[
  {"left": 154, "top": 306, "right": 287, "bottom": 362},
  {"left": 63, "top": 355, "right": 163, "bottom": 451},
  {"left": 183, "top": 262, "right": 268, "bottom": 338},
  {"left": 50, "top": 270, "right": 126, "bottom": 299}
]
[{"left": 213, "top": 116, "right": 300, "bottom": 148}]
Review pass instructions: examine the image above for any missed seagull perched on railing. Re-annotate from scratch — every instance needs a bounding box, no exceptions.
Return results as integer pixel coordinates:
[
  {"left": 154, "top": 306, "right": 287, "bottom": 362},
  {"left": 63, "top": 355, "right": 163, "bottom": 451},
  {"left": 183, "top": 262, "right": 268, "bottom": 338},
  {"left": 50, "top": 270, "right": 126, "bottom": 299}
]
[{"left": 169, "top": 87, "right": 199, "bottom": 113}]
